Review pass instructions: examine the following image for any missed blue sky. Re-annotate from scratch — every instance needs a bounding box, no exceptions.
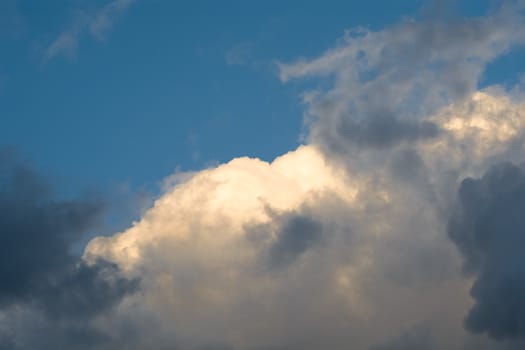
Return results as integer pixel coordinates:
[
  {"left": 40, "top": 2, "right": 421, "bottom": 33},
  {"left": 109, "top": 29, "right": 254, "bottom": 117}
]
[
  {"left": 1, "top": 0, "right": 524, "bottom": 222},
  {"left": 0, "top": 1, "right": 497, "bottom": 189}
]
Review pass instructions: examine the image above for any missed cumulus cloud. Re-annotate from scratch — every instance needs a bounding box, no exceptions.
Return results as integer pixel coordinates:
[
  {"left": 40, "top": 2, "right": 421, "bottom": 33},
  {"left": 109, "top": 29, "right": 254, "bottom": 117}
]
[
  {"left": 76, "top": 3, "right": 525, "bottom": 349},
  {"left": 45, "top": 0, "right": 134, "bottom": 59},
  {"left": 449, "top": 162, "right": 525, "bottom": 340},
  {"left": 84, "top": 86, "right": 525, "bottom": 349}
]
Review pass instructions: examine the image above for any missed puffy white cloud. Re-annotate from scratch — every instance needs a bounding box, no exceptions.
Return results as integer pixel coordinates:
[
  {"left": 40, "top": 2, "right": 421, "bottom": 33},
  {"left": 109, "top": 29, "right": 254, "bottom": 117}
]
[
  {"left": 80, "top": 88, "right": 525, "bottom": 349},
  {"left": 86, "top": 145, "right": 357, "bottom": 269}
]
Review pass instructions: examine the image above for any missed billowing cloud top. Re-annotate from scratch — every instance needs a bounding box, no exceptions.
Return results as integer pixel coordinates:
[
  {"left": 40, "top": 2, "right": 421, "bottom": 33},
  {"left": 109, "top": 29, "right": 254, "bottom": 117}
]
[
  {"left": 4, "top": 2, "right": 525, "bottom": 350},
  {"left": 81, "top": 90, "right": 525, "bottom": 350}
]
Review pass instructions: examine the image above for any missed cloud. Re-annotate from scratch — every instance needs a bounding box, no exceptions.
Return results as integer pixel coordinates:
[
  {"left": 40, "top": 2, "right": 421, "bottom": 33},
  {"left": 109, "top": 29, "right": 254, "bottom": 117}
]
[
  {"left": 45, "top": 0, "right": 134, "bottom": 60},
  {"left": 265, "top": 211, "right": 323, "bottom": 269},
  {"left": 225, "top": 42, "right": 254, "bottom": 66},
  {"left": 336, "top": 115, "right": 441, "bottom": 149},
  {"left": 45, "top": 31, "right": 79, "bottom": 60},
  {"left": 279, "top": 3, "right": 525, "bottom": 157},
  {"left": 83, "top": 84, "right": 525, "bottom": 349},
  {"left": 0, "top": 151, "right": 138, "bottom": 349},
  {"left": 449, "top": 162, "right": 525, "bottom": 340},
  {"left": 89, "top": 0, "right": 134, "bottom": 40}
]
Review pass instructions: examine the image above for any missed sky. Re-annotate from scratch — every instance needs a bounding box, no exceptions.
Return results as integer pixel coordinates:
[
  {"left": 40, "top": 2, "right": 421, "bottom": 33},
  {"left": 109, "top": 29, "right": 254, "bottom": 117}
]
[
  {"left": 3, "top": 0, "right": 511, "bottom": 194},
  {"left": 2, "top": 1, "right": 525, "bottom": 349}
]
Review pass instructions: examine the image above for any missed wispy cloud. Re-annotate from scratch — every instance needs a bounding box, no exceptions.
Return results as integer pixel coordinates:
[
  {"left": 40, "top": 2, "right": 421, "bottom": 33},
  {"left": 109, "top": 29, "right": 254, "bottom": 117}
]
[
  {"left": 46, "top": 30, "right": 80, "bottom": 59},
  {"left": 225, "top": 41, "right": 255, "bottom": 66},
  {"left": 279, "top": 4, "right": 525, "bottom": 157},
  {"left": 45, "top": 0, "right": 134, "bottom": 60},
  {"left": 89, "top": 0, "right": 134, "bottom": 40}
]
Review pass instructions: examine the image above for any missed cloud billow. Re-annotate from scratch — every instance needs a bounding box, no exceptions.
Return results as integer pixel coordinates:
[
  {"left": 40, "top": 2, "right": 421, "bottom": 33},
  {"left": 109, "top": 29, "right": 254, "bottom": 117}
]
[
  {"left": 449, "top": 162, "right": 525, "bottom": 340},
  {"left": 0, "top": 153, "right": 139, "bottom": 349}
]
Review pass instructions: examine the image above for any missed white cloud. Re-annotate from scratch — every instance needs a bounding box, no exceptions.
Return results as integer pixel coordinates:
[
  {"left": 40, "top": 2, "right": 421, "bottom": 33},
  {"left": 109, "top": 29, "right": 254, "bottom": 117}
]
[{"left": 79, "top": 89, "right": 525, "bottom": 349}]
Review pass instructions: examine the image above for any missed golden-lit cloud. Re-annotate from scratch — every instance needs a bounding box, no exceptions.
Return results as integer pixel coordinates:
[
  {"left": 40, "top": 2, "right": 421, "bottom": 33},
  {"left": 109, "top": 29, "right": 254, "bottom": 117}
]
[{"left": 82, "top": 88, "right": 525, "bottom": 349}]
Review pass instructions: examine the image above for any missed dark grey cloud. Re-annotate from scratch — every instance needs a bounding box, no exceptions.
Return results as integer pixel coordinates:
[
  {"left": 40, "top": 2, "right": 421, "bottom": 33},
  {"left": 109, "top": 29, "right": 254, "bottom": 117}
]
[
  {"left": 0, "top": 161, "right": 101, "bottom": 304},
  {"left": 449, "top": 162, "right": 525, "bottom": 340},
  {"left": 0, "top": 152, "right": 139, "bottom": 349},
  {"left": 267, "top": 212, "right": 323, "bottom": 269},
  {"left": 37, "top": 260, "right": 139, "bottom": 321},
  {"left": 337, "top": 114, "right": 440, "bottom": 149}
]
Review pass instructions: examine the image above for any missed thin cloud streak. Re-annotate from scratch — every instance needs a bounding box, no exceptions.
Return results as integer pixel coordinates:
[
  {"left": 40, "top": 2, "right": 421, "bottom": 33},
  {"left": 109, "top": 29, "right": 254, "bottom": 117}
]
[{"left": 45, "top": 0, "right": 134, "bottom": 60}]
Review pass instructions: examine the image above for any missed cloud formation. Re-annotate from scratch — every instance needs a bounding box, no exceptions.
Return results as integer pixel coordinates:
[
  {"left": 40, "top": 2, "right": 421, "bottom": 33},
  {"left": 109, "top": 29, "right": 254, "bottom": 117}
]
[
  {"left": 45, "top": 0, "right": 134, "bottom": 59},
  {"left": 449, "top": 162, "right": 525, "bottom": 340},
  {"left": 78, "top": 3, "right": 525, "bottom": 349},
  {"left": 0, "top": 152, "right": 138, "bottom": 349},
  {"left": 279, "top": 3, "right": 525, "bottom": 157},
  {"left": 84, "top": 92, "right": 525, "bottom": 349},
  {"left": 5, "top": 2, "right": 525, "bottom": 349}
]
